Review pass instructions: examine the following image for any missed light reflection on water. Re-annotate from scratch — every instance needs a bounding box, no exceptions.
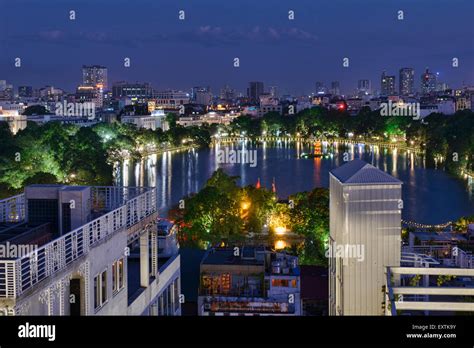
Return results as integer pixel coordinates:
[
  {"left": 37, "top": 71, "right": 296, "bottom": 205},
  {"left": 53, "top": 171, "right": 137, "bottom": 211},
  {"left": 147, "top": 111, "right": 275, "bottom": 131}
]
[{"left": 116, "top": 141, "right": 473, "bottom": 224}]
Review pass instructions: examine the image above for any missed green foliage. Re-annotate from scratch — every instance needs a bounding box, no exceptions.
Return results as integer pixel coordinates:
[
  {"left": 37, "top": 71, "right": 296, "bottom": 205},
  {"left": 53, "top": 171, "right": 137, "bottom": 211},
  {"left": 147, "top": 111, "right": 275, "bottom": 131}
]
[
  {"left": 180, "top": 169, "right": 245, "bottom": 246},
  {"left": 289, "top": 188, "right": 329, "bottom": 265},
  {"left": 437, "top": 275, "right": 456, "bottom": 286},
  {"left": 410, "top": 274, "right": 421, "bottom": 286},
  {"left": 175, "top": 169, "right": 330, "bottom": 266},
  {"left": 0, "top": 117, "right": 215, "bottom": 197}
]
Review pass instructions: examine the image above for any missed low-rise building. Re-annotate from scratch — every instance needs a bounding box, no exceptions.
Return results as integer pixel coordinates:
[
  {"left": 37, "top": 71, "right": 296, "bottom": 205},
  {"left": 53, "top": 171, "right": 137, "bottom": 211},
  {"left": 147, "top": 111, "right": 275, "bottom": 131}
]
[
  {"left": 0, "top": 107, "right": 27, "bottom": 134},
  {"left": 121, "top": 114, "right": 157, "bottom": 130},
  {"left": 198, "top": 247, "right": 301, "bottom": 316},
  {"left": 176, "top": 112, "right": 238, "bottom": 127},
  {"left": 155, "top": 90, "right": 190, "bottom": 108}
]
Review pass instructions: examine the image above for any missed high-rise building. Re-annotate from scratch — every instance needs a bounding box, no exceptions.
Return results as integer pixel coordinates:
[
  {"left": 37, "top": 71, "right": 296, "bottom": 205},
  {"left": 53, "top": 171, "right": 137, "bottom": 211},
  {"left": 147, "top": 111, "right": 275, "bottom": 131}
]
[
  {"left": 399, "top": 68, "right": 415, "bottom": 96},
  {"left": 315, "top": 81, "right": 326, "bottom": 94},
  {"left": 192, "top": 86, "right": 212, "bottom": 106},
  {"left": 421, "top": 68, "right": 437, "bottom": 95},
  {"left": 329, "top": 159, "right": 402, "bottom": 316},
  {"left": 357, "top": 80, "right": 371, "bottom": 96},
  {"left": 82, "top": 65, "right": 108, "bottom": 90},
  {"left": 381, "top": 72, "right": 396, "bottom": 96},
  {"left": 330, "top": 81, "right": 340, "bottom": 95},
  {"left": 247, "top": 82, "right": 264, "bottom": 103}
]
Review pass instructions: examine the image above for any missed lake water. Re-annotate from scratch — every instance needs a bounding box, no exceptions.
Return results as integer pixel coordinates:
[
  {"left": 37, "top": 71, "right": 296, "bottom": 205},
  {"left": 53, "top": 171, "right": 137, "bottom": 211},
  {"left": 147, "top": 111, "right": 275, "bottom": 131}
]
[{"left": 118, "top": 141, "right": 474, "bottom": 225}]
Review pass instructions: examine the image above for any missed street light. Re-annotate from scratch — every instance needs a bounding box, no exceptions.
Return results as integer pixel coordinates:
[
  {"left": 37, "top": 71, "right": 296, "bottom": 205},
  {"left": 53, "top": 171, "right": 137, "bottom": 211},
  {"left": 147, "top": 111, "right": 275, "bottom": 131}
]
[{"left": 275, "top": 226, "right": 286, "bottom": 235}]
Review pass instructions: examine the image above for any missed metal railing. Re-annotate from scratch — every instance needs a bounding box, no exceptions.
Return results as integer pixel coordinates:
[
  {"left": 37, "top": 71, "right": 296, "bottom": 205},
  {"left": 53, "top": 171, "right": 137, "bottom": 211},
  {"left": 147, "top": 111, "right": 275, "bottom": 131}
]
[
  {"left": 385, "top": 266, "right": 474, "bottom": 315},
  {"left": 0, "top": 194, "right": 26, "bottom": 224},
  {"left": 402, "top": 245, "right": 474, "bottom": 268},
  {"left": 91, "top": 186, "right": 151, "bottom": 212},
  {"left": 400, "top": 251, "right": 440, "bottom": 266},
  {"left": 0, "top": 187, "right": 156, "bottom": 299},
  {"left": 454, "top": 247, "right": 474, "bottom": 268}
]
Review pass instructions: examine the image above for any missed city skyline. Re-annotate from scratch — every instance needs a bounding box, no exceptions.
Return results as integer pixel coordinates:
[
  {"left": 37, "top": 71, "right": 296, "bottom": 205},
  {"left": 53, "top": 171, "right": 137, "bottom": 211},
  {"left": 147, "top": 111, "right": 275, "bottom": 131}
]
[
  {"left": 0, "top": 0, "right": 473, "bottom": 343},
  {"left": 1, "top": 0, "right": 473, "bottom": 95},
  {"left": 1, "top": 64, "right": 472, "bottom": 98}
]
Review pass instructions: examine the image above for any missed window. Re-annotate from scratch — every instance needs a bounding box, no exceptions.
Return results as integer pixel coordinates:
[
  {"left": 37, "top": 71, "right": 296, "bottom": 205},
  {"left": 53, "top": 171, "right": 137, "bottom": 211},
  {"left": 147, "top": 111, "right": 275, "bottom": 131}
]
[
  {"left": 271, "top": 278, "right": 290, "bottom": 287},
  {"left": 101, "top": 271, "right": 107, "bottom": 304},
  {"left": 94, "top": 269, "right": 108, "bottom": 310},
  {"left": 112, "top": 258, "right": 124, "bottom": 294}
]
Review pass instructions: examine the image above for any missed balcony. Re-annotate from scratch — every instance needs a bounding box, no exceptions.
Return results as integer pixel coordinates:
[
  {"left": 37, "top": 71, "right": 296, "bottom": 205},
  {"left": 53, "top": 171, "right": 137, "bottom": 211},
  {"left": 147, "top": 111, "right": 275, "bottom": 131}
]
[{"left": 0, "top": 186, "right": 156, "bottom": 300}]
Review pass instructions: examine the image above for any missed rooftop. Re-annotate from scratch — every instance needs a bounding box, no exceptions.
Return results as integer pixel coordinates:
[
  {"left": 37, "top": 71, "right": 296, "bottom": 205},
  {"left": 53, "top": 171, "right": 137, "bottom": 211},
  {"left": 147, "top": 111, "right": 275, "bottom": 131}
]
[
  {"left": 330, "top": 159, "right": 402, "bottom": 185},
  {"left": 201, "top": 247, "right": 265, "bottom": 267}
]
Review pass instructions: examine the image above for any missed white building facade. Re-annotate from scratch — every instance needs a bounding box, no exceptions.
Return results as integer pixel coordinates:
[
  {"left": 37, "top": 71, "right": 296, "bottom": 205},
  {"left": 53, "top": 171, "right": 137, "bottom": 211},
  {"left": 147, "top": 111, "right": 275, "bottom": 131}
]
[
  {"left": 0, "top": 185, "right": 181, "bottom": 316},
  {"left": 329, "top": 160, "right": 402, "bottom": 316}
]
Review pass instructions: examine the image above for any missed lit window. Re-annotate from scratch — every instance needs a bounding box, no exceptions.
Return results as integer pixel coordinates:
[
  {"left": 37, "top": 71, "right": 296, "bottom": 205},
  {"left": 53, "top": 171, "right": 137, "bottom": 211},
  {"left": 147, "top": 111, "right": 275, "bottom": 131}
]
[
  {"left": 94, "top": 269, "right": 108, "bottom": 310},
  {"left": 112, "top": 258, "right": 125, "bottom": 294},
  {"left": 272, "top": 278, "right": 290, "bottom": 287}
]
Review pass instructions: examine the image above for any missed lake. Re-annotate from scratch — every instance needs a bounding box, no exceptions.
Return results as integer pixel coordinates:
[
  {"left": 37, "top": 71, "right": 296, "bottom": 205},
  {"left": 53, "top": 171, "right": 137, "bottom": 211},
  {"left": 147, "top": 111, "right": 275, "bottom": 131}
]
[{"left": 118, "top": 140, "right": 474, "bottom": 225}]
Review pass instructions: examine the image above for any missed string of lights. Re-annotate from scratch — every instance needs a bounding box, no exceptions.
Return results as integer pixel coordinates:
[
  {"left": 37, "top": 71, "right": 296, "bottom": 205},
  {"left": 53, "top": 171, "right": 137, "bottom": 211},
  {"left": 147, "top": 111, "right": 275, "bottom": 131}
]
[{"left": 401, "top": 219, "right": 452, "bottom": 229}]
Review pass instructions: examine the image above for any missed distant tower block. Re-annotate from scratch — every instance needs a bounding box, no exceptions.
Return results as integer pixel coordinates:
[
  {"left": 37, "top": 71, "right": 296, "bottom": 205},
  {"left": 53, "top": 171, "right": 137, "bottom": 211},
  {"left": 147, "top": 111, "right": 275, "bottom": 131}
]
[{"left": 329, "top": 159, "right": 402, "bottom": 315}]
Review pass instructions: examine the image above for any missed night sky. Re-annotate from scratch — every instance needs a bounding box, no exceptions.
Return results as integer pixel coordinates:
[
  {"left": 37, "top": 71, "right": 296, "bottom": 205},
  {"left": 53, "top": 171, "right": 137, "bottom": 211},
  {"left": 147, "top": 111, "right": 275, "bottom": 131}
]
[{"left": 1, "top": 0, "right": 473, "bottom": 95}]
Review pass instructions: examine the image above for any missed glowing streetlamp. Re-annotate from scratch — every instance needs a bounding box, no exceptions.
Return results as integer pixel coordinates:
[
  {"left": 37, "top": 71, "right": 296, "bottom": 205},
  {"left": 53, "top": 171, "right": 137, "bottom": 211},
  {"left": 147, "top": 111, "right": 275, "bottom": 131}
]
[
  {"left": 241, "top": 201, "right": 250, "bottom": 210},
  {"left": 275, "top": 226, "right": 286, "bottom": 235}
]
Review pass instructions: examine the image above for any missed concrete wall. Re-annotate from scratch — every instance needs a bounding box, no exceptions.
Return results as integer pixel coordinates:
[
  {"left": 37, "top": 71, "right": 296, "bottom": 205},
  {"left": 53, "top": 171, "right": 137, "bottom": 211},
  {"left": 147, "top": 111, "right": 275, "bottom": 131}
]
[
  {"left": 127, "top": 254, "right": 181, "bottom": 315},
  {"left": 7, "top": 227, "right": 129, "bottom": 316}
]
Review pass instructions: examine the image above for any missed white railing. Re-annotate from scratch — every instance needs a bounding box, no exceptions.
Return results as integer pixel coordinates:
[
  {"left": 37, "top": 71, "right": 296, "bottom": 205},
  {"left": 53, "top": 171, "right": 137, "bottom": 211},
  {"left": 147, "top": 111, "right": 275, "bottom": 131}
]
[
  {"left": 0, "top": 194, "right": 26, "bottom": 224},
  {"left": 454, "top": 247, "right": 474, "bottom": 269},
  {"left": 403, "top": 245, "right": 474, "bottom": 269},
  {"left": 91, "top": 186, "right": 151, "bottom": 212},
  {"left": 0, "top": 187, "right": 156, "bottom": 299},
  {"left": 400, "top": 252, "right": 440, "bottom": 266},
  {"left": 385, "top": 266, "right": 474, "bottom": 315}
]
